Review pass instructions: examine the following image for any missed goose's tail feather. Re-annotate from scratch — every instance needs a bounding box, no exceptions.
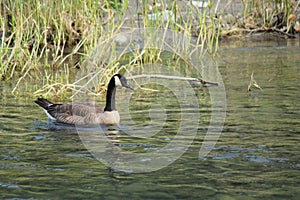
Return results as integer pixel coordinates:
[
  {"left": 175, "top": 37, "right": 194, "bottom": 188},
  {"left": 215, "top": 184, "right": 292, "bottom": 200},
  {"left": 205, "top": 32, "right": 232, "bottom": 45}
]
[{"left": 34, "top": 98, "right": 53, "bottom": 109}]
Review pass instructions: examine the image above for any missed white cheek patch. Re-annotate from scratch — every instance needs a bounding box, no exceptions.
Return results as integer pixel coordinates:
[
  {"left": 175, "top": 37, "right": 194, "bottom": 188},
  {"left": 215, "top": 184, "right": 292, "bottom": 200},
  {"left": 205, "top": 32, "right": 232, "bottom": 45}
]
[{"left": 114, "top": 76, "right": 122, "bottom": 87}]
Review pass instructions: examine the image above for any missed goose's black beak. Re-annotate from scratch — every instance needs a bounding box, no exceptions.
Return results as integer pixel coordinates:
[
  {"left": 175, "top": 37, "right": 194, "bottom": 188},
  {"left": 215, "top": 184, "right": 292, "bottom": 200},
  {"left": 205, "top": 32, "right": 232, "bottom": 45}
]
[
  {"left": 119, "top": 75, "right": 134, "bottom": 90},
  {"left": 125, "top": 82, "right": 134, "bottom": 90}
]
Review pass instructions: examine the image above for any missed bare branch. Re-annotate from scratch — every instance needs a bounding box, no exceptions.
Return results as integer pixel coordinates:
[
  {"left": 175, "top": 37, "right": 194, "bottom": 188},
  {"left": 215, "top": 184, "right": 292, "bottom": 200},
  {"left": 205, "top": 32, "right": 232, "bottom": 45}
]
[{"left": 127, "top": 74, "right": 219, "bottom": 86}]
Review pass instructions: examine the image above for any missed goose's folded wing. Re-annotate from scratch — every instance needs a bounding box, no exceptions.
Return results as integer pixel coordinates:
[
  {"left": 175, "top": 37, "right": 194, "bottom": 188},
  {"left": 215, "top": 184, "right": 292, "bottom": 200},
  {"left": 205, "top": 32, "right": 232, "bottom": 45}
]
[
  {"left": 72, "top": 103, "right": 104, "bottom": 116},
  {"left": 47, "top": 103, "right": 103, "bottom": 117},
  {"left": 53, "top": 112, "right": 99, "bottom": 125}
]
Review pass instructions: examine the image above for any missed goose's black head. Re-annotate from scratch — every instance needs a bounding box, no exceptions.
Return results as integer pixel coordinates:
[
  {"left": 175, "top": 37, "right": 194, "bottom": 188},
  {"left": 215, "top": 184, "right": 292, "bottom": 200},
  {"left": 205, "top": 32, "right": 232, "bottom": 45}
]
[
  {"left": 112, "top": 74, "right": 133, "bottom": 90},
  {"left": 104, "top": 74, "right": 133, "bottom": 111}
]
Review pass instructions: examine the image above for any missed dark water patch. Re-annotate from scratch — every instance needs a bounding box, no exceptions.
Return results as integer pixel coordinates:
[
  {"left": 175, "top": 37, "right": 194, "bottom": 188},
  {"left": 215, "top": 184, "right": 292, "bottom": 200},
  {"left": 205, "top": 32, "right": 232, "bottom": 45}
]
[
  {"left": 0, "top": 183, "right": 20, "bottom": 189},
  {"left": 32, "top": 135, "right": 47, "bottom": 141},
  {"left": 202, "top": 144, "right": 299, "bottom": 169}
]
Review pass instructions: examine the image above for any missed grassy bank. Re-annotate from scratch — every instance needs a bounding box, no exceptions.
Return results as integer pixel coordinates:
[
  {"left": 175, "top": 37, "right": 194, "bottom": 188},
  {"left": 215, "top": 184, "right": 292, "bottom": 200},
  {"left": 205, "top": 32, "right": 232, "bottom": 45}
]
[
  {"left": 220, "top": 0, "right": 300, "bottom": 36},
  {"left": 0, "top": 0, "right": 221, "bottom": 98},
  {"left": 0, "top": 0, "right": 298, "bottom": 98}
]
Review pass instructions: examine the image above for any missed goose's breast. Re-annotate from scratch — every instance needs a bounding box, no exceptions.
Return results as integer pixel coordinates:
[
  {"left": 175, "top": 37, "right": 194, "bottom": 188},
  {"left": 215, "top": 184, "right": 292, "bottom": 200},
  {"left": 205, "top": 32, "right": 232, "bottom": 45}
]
[{"left": 97, "top": 111, "right": 120, "bottom": 124}]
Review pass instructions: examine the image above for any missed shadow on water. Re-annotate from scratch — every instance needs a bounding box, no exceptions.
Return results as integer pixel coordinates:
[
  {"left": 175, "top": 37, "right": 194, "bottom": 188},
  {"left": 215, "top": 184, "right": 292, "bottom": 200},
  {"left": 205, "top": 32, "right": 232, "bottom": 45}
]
[{"left": 1, "top": 38, "right": 300, "bottom": 199}]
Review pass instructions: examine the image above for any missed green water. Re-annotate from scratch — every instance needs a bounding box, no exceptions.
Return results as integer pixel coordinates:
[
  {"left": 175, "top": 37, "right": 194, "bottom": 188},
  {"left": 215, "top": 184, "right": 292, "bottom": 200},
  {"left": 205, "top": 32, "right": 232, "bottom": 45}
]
[{"left": 1, "top": 39, "right": 299, "bottom": 199}]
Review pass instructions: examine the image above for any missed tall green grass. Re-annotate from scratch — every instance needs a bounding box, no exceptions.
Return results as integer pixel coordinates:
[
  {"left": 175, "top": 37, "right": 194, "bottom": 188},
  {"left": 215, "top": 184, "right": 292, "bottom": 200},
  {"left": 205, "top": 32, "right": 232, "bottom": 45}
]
[
  {"left": 0, "top": 0, "right": 222, "bottom": 98},
  {"left": 243, "top": 0, "right": 296, "bottom": 30}
]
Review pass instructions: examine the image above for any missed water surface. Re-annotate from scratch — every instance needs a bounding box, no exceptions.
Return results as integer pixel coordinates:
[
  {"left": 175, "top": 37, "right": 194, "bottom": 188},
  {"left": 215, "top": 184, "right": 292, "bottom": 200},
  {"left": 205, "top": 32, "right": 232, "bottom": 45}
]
[{"left": 1, "top": 38, "right": 299, "bottom": 199}]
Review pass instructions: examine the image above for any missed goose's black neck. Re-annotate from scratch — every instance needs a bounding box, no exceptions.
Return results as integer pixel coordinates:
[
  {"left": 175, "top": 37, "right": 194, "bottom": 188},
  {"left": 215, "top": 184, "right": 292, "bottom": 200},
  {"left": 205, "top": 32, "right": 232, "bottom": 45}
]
[{"left": 104, "top": 77, "right": 117, "bottom": 111}]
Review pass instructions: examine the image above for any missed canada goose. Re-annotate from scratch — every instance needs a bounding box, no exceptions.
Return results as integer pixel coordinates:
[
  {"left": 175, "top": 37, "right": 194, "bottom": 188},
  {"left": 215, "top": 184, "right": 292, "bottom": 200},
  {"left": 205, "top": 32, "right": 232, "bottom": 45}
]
[{"left": 35, "top": 74, "right": 133, "bottom": 125}]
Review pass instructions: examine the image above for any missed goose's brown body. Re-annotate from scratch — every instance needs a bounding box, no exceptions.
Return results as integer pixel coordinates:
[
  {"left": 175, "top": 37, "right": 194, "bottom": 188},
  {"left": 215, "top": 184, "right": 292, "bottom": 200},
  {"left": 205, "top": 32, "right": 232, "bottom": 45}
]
[{"left": 35, "top": 74, "right": 132, "bottom": 125}]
